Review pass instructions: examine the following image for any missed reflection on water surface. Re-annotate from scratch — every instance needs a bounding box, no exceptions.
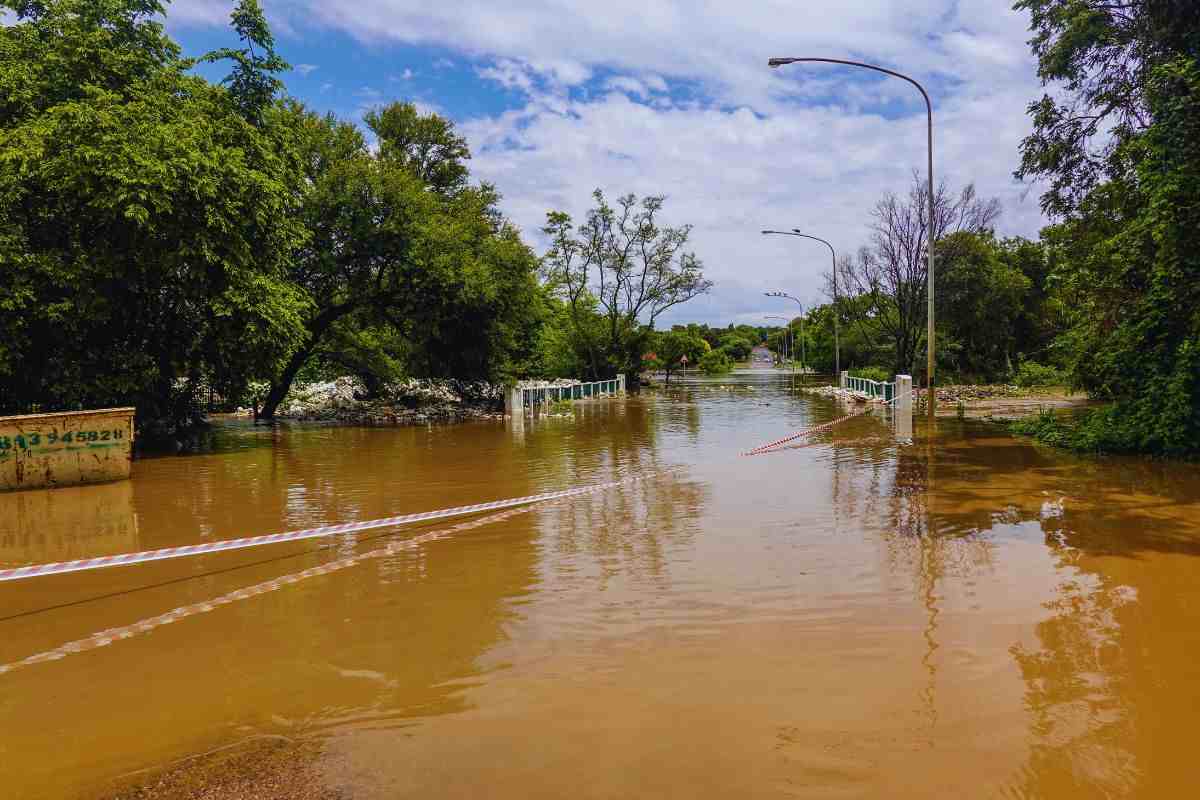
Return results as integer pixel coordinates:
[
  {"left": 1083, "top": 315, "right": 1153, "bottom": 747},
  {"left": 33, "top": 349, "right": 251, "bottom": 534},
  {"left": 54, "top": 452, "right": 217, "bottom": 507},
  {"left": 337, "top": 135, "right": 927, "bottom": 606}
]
[{"left": 1, "top": 371, "right": 1198, "bottom": 799}]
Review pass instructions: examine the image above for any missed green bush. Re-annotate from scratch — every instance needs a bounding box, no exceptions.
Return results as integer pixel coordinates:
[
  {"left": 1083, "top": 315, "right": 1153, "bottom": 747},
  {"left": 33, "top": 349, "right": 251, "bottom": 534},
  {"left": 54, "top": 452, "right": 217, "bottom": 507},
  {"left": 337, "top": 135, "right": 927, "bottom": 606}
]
[
  {"left": 1011, "top": 402, "right": 1199, "bottom": 458},
  {"left": 717, "top": 334, "right": 754, "bottom": 361},
  {"left": 1014, "top": 361, "right": 1066, "bottom": 388},
  {"left": 849, "top": 366, "right": 891, "bottom": 383},
  {"left": 699, "top": 350, "right": 733, "bottom": 375},
  {"left": 1011, "top": 407, "right": 1075, "bottom": 447}
]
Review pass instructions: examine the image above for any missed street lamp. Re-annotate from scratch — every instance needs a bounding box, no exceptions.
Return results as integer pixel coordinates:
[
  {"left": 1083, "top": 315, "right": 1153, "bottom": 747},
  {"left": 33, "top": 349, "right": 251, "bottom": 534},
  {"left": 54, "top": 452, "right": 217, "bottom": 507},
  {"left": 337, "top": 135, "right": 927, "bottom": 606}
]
[
  {"left": 761, "top": 229, "right": 839, "bottom": 377},
  {"left": 768, "top": 56, "right": 936, "bottom": 418},
  {"left": 765, "top": 291, "right": 805, "bottom": 375},
  {"left": 763, "top": 315, "right": 791, "bottom": 373}
]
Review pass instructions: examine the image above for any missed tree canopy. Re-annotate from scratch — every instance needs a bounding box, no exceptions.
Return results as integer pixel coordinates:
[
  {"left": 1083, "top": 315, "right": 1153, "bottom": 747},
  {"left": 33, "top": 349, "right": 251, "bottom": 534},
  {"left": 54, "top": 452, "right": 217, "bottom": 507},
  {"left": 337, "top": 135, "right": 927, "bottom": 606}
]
[
  {"left": 0, "top": 0, "right": 545, "bottom": 436},
  {"left": 541, "top": 190, "right": 710, "bottom": 382},
  {"left": 0, "top": 0, "right": 308, "bottom": 431},
  {"left": 1011, "top": 0, "right": 1200, "bottom": 455}
]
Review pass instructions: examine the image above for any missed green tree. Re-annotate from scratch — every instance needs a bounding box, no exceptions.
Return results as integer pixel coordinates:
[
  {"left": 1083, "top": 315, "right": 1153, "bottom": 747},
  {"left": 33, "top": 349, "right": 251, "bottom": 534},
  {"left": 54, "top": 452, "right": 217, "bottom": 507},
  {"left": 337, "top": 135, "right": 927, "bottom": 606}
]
[
  {"left": 541, "top": 190, "right": 711, "bottom": 384},
  {"left": 1014, "top": 0, "right": 1200, "bottom": 454},
  {"left": 532, "top": 292, "right": 601, "bottom": 379},
  {"left": 717, "top": 333, "right": 754, "bottom": 362},
  {"left": 835, "top": 173, "right": 1001, "bottom": 376},
  {"left": 0, "top": 0, "right": 307, "bottom": 433},
  {"left": 656, "top": 329, "right": 704, "bottom": 383},
  {"left": 1000, "top": 236, "right": 1065, "bottom": 366},
  {"left": 201, "top": 0, "right": 288, "bottom": 124},
  {"left": 256, "top": 101, "right": 541, "bottom": 417},
  {"left": 698, "top": 349, "right": 732, "bottom": 375},
  {"left": 934, "top": 231, "right": 1031, "bottom": 381}
]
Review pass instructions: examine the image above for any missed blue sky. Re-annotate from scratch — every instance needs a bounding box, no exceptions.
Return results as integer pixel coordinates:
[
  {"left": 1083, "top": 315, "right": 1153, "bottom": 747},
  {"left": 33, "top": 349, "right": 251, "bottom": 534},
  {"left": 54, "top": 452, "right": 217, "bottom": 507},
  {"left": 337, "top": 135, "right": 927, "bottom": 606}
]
[{"left": 167, "top": 0, "right": 1049, "bottom": 327}]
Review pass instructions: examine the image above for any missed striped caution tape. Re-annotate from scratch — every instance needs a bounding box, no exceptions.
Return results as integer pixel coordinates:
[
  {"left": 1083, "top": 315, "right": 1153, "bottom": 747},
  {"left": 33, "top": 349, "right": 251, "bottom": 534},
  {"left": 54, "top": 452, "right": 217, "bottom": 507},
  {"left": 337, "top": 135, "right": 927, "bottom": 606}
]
[
  {"left": 0, "top": 502, "right": 553, "bottom": 676},
  {"left": 741, "top": 408, "right": 871, "bottom": 456},
  {"left": 0, "top": 477, "right": 646, "bottom": 583}
]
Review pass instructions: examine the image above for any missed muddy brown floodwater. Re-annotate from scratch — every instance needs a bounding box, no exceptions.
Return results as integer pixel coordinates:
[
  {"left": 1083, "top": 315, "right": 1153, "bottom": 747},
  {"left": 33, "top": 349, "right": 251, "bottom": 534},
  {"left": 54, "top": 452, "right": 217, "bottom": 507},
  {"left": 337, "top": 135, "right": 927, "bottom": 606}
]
[{"left": 3, "top": 369, "right": 1200, "bottom": 799}]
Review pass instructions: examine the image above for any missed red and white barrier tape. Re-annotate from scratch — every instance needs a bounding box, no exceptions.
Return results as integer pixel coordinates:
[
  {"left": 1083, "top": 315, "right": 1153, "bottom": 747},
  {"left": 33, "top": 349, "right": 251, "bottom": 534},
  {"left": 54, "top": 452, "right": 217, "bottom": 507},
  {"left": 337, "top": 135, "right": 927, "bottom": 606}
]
[
  {"left": 0, "top": 477, "right": 645, "bottom": 583},
  {"left": 0, "top": 502, "right": 553, "bottom": 676},
  {"left": 741, "top": 408, "right": 870, "bottom": 456}
]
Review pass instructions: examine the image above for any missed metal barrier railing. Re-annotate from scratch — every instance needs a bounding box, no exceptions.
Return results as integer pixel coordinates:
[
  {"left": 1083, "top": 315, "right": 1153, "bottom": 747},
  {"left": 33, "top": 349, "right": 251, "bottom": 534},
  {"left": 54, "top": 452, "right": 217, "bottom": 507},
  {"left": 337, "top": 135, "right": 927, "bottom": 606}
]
[
  {"left": 519, "top": 379, "right": 621, "bottom": 411},
  {"left": 845, "top": 375, "right": 896, "bottom": 402}
]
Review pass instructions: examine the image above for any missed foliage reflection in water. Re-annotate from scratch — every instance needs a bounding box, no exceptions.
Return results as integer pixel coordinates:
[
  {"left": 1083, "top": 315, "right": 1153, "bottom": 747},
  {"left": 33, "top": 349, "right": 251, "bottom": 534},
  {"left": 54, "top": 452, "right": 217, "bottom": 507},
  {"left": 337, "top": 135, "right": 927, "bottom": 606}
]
[{"left": 1, "top": 373, "right": 1198, "bottom": 799}]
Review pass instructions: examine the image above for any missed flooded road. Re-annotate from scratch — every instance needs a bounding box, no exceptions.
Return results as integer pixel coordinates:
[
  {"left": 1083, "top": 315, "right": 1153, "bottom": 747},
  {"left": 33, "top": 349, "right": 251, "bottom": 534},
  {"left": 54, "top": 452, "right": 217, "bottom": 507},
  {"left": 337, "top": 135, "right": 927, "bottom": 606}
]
[{"left": 3, "top": 369, "right": 1200, "bottom": 799}]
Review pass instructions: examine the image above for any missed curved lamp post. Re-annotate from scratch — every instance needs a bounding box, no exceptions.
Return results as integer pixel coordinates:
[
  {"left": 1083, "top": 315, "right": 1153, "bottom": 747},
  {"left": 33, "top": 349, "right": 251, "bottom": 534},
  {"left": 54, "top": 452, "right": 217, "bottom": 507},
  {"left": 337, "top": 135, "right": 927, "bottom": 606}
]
[
  {"left": 763, "top": 315, "right": 791, "bottom": 373},
  {"left": 768, "top": 56, "right": 935, "bottom": 418},
  {"left": 761, "top": 230, "right": 839, "bottom": 377},
  {"left": 764, "top": 291, "right": 806, "bottom": 375}
]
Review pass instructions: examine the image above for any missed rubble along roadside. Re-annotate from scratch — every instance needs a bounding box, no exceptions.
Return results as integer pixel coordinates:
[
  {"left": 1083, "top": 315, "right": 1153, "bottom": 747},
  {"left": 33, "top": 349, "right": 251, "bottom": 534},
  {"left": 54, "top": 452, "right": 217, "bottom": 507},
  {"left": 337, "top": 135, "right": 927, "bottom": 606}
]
[
  {"left": 232, "top": 377, "right": 587, "bottom": 425},
  {"left": 801, "top": 383, "right": 1089, "bottom": 420}
]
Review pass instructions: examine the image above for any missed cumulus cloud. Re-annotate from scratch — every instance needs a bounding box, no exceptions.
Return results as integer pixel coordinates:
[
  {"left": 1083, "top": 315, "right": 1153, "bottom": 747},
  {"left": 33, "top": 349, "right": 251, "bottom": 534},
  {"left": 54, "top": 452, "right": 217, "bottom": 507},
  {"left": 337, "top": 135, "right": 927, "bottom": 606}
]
[
  {"left": 460, "top": 88, "right": 1044, "bottom": 325},
  {"left": 168, "top": 0, "right": 1048, "bottom": 324},
  {"left": 163, "top": 0, "right": 234, "bottom": 27},
  {"left": 295, "top": 63, "right": 319, "bottom": 75}
]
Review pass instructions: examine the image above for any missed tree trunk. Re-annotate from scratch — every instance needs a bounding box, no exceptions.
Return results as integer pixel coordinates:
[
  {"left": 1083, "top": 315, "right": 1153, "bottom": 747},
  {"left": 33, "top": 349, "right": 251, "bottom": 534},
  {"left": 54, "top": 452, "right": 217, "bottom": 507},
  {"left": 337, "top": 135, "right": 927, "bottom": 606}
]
[
  {"left": 259, "top": 304, "right": 357, "bottom": 420},
  {"left": 259, "top": 346, "right": 312, "bottom": 420}
]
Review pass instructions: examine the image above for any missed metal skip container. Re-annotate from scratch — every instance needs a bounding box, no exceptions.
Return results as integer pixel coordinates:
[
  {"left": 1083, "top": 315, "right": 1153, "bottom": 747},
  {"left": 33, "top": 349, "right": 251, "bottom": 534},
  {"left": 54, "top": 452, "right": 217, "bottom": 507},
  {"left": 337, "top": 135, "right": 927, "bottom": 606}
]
[{"left": 0, "top": 408, "right": 135, "bottom": 492}]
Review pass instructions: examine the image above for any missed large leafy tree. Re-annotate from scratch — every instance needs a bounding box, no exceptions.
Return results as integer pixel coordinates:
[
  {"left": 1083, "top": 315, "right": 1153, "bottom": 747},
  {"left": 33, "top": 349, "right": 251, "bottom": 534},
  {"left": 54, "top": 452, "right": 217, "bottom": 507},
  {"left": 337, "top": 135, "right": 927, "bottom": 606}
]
[
  {"left": 541, "top": 190, "right": 711, "bottom": 382},
  {"left": 257, "top": 100, "right": 541, "bottom": 417},
  {"left": 934, "top": 232, "right": 1031, "bottom": 381},
  {"left": 1015, "top": 0, "right": 1200, "bottom": 454},
  {"left": 0, "top": 0, "right": 306, "bottom": 431},
  {"left": 834, "top": 173, "right": 1001, "bottom": 376},
  {"left": 654, "top": 329, "right": 706, "bottom": 383}
]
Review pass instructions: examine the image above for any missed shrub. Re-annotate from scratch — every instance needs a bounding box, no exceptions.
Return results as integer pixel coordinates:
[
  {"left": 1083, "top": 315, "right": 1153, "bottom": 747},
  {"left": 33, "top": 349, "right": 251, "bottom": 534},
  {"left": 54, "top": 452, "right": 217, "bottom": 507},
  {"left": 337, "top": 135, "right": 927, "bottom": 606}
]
[
  {"left": 1014, "top": 361, "right": 1067, "bottom": 388},
  {"left": 699, "top": 350, "right": 733, "bottom": 375},
  {"left": 849, "top": 366, "right": 891, "bottom": 383},
  {"left": 1010, "top": 403, "right": 1199, "bottom": 458},
  {"left": 717, "top": 334, "right": 754, "bottom": 361},
  {"left": 1010, "top": 407, "right": 1075, "bottom": 447}
]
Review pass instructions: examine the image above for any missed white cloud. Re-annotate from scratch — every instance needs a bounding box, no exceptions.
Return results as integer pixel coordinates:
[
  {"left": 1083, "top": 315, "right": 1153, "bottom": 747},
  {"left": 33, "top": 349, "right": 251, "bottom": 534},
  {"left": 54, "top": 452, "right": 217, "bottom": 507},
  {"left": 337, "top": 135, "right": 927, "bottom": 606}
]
[
  {"left": 168, "top": 0, "right": 1048, "bottom": 324},
  {"left": 295, "top": 63, "right": 319, "bottom": 75},
  {"left": 461, "top": 84, "right": 1045, "bottom": 327},
  {"left": 642, "top": 74, "right": 669, "bottom": 93},
  {"left": 606, "top": 76, "right": 648, "bottom": 98},
  {"left": 477, "top": 59, "right": 536, "bottom": 94},
  {"left": 163, "top": 0, "right": 234, "bottom": 27}
]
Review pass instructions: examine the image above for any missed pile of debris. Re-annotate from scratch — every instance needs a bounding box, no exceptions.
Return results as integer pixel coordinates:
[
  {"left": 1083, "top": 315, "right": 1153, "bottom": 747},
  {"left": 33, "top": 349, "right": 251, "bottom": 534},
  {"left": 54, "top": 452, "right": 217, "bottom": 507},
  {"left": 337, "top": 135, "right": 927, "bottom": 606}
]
[
  {"left": 914, "top": 384, "right": 1045, "bottom": 403},
  {"left": 800, "top": 385, "right": 891, "bottom": 403},
  {"left": 237, "top": 377, "right": 504, "bottom": 425},
  {"left": 800, "top": 385, "right": 847, "bottom": 398}
]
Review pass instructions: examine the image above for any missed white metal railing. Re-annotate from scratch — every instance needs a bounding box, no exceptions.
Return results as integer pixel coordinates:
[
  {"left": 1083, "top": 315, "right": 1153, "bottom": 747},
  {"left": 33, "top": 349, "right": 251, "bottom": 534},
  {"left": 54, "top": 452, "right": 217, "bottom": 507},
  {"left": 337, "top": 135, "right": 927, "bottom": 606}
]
[
  {"left": 838, "top": 372, "right": 915, "bottom": 416},
  {"left": 506, "top": 376, "right": 626, "bottom": 416},
  {"left": 843, "top": 375, "right": 897, "bottom": 402}
]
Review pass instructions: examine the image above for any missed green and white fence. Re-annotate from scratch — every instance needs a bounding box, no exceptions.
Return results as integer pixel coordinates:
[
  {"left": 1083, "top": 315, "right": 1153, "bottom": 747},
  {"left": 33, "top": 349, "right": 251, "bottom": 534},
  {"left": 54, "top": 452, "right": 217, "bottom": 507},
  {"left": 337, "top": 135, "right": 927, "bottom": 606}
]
[
  {"left": 505, "top": 376, "right": 626, "bottom": 416},
  {"left": 840, "top": 372, "right": 914, "bottom": 415}
]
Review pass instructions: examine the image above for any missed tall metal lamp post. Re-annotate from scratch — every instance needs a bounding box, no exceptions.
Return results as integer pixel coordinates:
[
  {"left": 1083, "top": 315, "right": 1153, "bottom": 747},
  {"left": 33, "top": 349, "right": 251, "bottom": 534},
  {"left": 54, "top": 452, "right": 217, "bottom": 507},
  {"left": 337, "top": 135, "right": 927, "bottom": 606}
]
[
  {"left": 765, "top": 291, "right": 806, "bottom": 375},
  {"left": 761, "top": 230, "right": 839, "bottom": 378},
  {"left": 764, "top": 315, "right": 792, "bottom": 378},
  {"left": 768, "top": 56, "right": 936, "bottom": 418}
]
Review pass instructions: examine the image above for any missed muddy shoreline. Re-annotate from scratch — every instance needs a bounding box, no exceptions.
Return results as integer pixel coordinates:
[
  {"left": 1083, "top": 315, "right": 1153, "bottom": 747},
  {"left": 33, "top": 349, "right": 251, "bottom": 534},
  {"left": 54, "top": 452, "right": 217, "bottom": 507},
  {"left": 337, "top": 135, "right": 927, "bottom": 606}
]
[{"left": 103, "top": 738, "right": 341, "bottom": 800}]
